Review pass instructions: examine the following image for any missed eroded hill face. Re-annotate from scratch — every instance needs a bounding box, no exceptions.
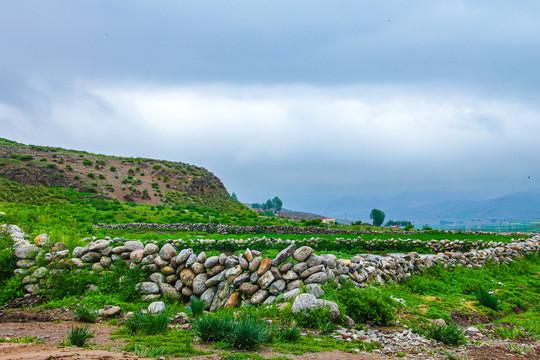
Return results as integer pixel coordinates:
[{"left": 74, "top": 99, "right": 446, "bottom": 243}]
[{"left": 0, "top": 138, "right": 240, "bottom": 212}]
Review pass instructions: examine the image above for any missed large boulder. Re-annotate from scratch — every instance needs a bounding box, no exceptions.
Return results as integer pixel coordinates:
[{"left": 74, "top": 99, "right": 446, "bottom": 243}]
[
  {"left": 291, "top": 293, "right": 340, "bottom": 320},
  {"left": 293, "top": 246, "right": 313, "bottom": 262}
]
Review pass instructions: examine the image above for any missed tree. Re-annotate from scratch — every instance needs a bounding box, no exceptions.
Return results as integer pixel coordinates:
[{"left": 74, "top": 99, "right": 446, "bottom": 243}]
[
  {"left": 370, "top": 209, "right": 386, "bottom": 227},
  {"left": 272, "top": 196, "right": 283, "bottom": 211},
  {"left": 231, "top": 192, "right": 238, "bottom": 200}
]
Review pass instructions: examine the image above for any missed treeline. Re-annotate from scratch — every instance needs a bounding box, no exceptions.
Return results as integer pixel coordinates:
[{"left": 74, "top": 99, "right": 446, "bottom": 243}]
[
  {"left": 384, "top": 220, "right": 413, "bottom": 227},
  {"left": 251, "top": 196, "right": 283, "bottom": 211}
]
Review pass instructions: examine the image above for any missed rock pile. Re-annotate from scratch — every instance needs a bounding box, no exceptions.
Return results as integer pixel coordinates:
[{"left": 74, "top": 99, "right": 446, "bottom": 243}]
[{"left": 8, "top": 225, "right": 540, "bottom": 311}]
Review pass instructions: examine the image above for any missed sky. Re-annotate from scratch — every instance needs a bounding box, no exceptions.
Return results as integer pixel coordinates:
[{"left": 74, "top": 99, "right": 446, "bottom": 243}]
[{"left": 1, "top": 1, "right": 539, "bottom": 213}]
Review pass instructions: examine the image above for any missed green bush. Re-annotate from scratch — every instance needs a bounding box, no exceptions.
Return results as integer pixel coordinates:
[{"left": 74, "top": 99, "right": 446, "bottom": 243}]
[
  {"left": 74, "top": 305, "right": 98, "bottom": 323},
  {"left": 191, "top": 315, "right": 235, "bottom": 342},
  {"left": 474, "top": 288, "right": 502, "bottom": 311},
  {"left": 42, "top": 269, "right": 94, "bottom": 300},
  {"left": 293, "top": 306, "right": 336, "bottom": 334},
  {"left": 229, "top": 315, "right": 269, "bottom": 350},
  {"left": 423, "top": 323, "right": 466, "bottom": 346},
  {"left": 124, "top": 310, "right": 170, "bottom": 335},
  {"left": 0, "top": 276, "right": 24, "bottom": 306},
  {"left": 66, "top": 325, "right": 94, "bottom": 347},
  {"left": 334, "top": 281, "right": 396, "bottom": 325}
]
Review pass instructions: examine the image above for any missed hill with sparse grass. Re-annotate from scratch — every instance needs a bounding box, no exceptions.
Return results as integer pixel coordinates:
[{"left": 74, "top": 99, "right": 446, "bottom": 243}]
[{"left": 0, "top": 138, "right": 247, "bottom": 214}]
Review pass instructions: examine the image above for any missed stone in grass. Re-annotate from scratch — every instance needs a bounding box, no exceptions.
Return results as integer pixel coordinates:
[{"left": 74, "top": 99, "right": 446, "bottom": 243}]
[
  {"left": 148, "top": 301, "right": 166, "bottom": 314},
  {"left": 101, "top": 305, "right": 122, "bottom": 317},
  {"left": 137, "top": 282, "right": 160, "bottom": 294},
  {"left": 159, "top": 243, "right": 177, "bottom": 261},
  {"left": 272, "top": 244, "right": 296, "bottom": 267},
  {"left": 293, "top": 246, "right": 313, "bottom": 262},
  {"left": 291, "top": 293, "right": 340, "bottom": 320}
]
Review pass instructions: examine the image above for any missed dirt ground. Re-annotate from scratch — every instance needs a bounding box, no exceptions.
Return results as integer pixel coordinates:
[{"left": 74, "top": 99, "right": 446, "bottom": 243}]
[{"left": 0, "top": 308, "right": 539, "bottom": 360}]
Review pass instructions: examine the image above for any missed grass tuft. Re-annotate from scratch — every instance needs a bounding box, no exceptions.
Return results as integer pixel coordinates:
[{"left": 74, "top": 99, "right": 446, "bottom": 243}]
[
  {"left": 124, "top": 310, "right": 170, "bottom": 335},
  {"left": 66, "top": 325, "right": 94, "bottom": 347}
]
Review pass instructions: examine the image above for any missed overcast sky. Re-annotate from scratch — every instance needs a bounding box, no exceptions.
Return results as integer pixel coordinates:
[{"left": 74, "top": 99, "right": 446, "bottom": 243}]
[{"left": 1, "top": 1, "right": 539, "bottom": 211}]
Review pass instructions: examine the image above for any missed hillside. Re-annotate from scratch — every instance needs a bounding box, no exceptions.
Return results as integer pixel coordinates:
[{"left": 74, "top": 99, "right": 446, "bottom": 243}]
[{"left": 0, "top": 138, "right": 246, "bottom": 214}]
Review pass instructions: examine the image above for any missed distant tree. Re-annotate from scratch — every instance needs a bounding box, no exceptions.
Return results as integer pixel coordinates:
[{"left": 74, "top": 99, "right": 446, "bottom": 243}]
[
  {"left": 370, "top": 209, "right": 386, "bottom": 227},
  {"left": 272, "top": 196, "right": 283, "bottom": 211},
  {"left": 231, "top": 192, "right": 238, "bottom": 200},
  {"left": 265, "top": 199, "right": 273, "bottom": 210},
  {"left": 351, "top": 220, "right": 363, "bottom": 226}
]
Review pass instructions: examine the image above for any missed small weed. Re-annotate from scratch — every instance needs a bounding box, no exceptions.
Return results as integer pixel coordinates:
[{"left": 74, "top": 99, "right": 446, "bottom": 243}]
[
  {"left": 66, "top": 325, "right": 94, "bottom": 347},
  {"left": 473, "top": 288, "right": 501, "bottom": 310},
  {"left": 493, "top": 325, "right": 526, "bottom": 339},
  {"left": 124, "top": 310, "right": 170, "bottom": 335},
  {"left": 423, "top": 323, "right": 466, "bottom": 346},
  {"left": 190, "top": 296, "right": 205, "bottom": 318},
  {"left": 132, "top": 344, "right": 166, "bottom": 358},
  {"left": 74, "top": 305, "right": 98, "bottom": 323}
]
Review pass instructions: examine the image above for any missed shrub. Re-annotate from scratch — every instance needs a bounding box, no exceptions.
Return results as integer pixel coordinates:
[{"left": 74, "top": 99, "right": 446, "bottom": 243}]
[
  {"left": 423, "top": 323, "right": 466, "bottom": 346},
  {"left": 87, "top": 173, "right": 95, "bottom": 179},
  {"left": 82, "top": 159, "right": 92, "bottom": 166},
  {"left": 66, "top": 164, "right": 73, "bottom": 170},
  {"left": 190, "top": 296, "right": 205, "bottom": 318},
  {"left": 109, "top": 166, "right": 117, "bottom": 172},
  {"left": 278, "top": 325, "right": 301, "bottom": 343},
  {"left": 66, "top": 325, "right": 94, "bottom": 347},
  {"left": 294, "top": 306, "right": 336, "bottom": 334},
  {"left": 124, "top": 310, "right": 170, "bottom": 335},
  {"left": 152, "top": 164, "right": 162, "bottom": 170},
  {"left": 336, "top": 281, "right": 396, "bottom": 325},
  {"left": 494, "top": 325, "right": 527, "bottom": 339},
  {"left": 74, "top": 305, "right": 98, "bottom": 323},
  {"left": 229, "top": 315, "right": 269, "bottom": 350},
  {"left": 98, "top": 174, "right": 105, "bottom": 180},
  {"left": 192, "top": 315, "right": 235, "bottom": 342},
  {"left": 474, "top": 288, "right": 502, "bottom": 310}
]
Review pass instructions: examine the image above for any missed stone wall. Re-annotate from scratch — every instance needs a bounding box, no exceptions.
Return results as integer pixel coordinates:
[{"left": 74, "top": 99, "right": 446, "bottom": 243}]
[{"left": 8, "top": 225, "right": 540, "bottom": 311}]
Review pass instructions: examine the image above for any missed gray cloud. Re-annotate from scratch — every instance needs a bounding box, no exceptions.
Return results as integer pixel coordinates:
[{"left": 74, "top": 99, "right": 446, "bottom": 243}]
[{"left": 1, "top": 1, "right": 539, "bottom": 209}]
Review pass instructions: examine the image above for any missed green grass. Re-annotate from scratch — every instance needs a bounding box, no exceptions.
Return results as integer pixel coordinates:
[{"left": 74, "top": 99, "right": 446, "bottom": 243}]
[{"left": 65, "top": 325, "right": 94, "bottom": 347}]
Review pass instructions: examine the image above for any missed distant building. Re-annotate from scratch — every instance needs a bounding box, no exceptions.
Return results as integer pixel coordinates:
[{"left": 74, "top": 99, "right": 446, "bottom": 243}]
[{"left": 321, "top": 218, "right": 335, "bottom": 224}]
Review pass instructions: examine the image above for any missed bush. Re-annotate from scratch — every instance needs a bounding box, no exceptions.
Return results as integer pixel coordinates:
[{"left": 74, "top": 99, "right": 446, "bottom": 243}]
[
  {"left": 277, "top": 325, "right": 301, "bottom": 343},
  {"left": 124, "top": 310, "right": 170, "bottom": 335},
  {"left": 74, "top": 305, "right": 98, "bottom": 323},
  {"left": 192, "top": 314, "right": 269, "bottom": 350},
  {"left": 335, "top": 281, "right": 396, "bottom": 325},
  {"left": 66, "top": 325, "right": 94, "bottom": 347},
  {"left": 423, "top": 323, "right": 466, "bottom": 346},
  {"left": 474, "top": 288, "right": 502, "bottom": 311},
  {"left": 229, "top": 315, "right": 269, "bottom": 350},
  {"left": 109, "top": 166, "right": 117, "bottom": 172},
  {"left": 293, "top": 306, "right": 336, "bottom": 334}
]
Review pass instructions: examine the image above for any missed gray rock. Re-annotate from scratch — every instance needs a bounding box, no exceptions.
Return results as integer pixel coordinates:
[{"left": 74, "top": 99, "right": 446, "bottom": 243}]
[
  {"left": 100, "top": 256, "right": 112, "bottom": 268},
  {"left": 250, "top": 289, "right": 269, "bottom": 305},
  {"left": 14, "top": 244, "right": 38, "bottom": 260},
  {"left": 201, "top": 286, "right": 217, "bottom": 310},
  {"left": 283, "top": 288, "right": 300, "bottom": 301},
  {"left": 153, "top": 255, "right": 169, "bottom": 267},
  {"left": 186, "top": 253, "right": 198, "bottom": 268},
  {"left": 287, "top": 280, "right": 303, "bottom": 291},
  {"left": 159, "top": 283, "right": 180, "bottom": 298},
  {"left": 159, "top": 243, "right": 177, "bottom": 261},
  {"left": 204, "top": 256, "right": 219, "bottom": 269},
  {"left": 263, "top": 296, "right": 276, "bottom": 305},
  {"left": 258, "top": 270, "right": 275, "bottom": 289},
  {"left": 279, "top": 261, "right": 294, "bottom": 273},
  {"left": 293, "top": 246, "right": 313, "bottom": 262},
  {"left": 137, "top": 282, "right": 160, "bottom": 294},
  {"left": 148, "top": 301, "right": 166, "bottom": 314},
  {"left": 239, "top": 257, "right": 249, "bottom": 270},
  {"left": 291, "top": 293, "right": 340, "bottom": 320},
  {"left": 32, "top": 267, "right": 48, "bottom": 279},
  {"left": 307, "top": 284, "right": 324, "bottom": 298},
  {"left": 248, "top": 256, "right": 262, "bottom": 272},
  {"left": 207, "top": 265, "right": 225, "bottom": 277},
  {"left": 130, "top": 249, "right": 144, "bottom": 263},
  {"left": 306, "top": 254, "right": 323, "bottom": 267},
  {"left": 176, "top": 248, "right": 194, "bottom": 264},
  {"left": 124, "top": 240, "right": 144, "bottom": 251},
  {"left": 192, "top": 273, "right": 209, "bottom": 295},
  {"left": 225, "top": 265, "right": 243, "bottom": 283},
  {"left": 305, "top": 272, "right": 328, "bottom": 284},
  {"left": 191, "top": 262, "right": 205, "bottom": 274},
  {"left": 81, "top": 252, "right": 101, "bottom": 263},
  {"left": 205, "top": 271, "right": 226, "bottom": 287},
  {"left": 282, "top": 270, "right": 299, "bottom": 281},
  {"left": 269, "top": 279, "right": 286, "bottom": 295},
  {"left": 250, "top": 271, "right": 259, "bottom": 283},
  {"left": 144, "top": 243, "right": 159, "bottom": 256},
  {"left": 272, "top": 244, "right": 297, "bottom": 266},
  {"left": 88, "top": 239, "right": 110, "bottom": 251},
  {"left": 300, "top": 264, "right": 325, "bottom": 278},
  {"left": 219, "top": 253, "right": 227, "bottom": 265},
  {"left": 293, "top": 262, "right": 308, "bottom": 273},
  {"left": 232, "top": 273, "right": 250, "bottom": 287},
  {"left": 225, "top": 256, "right": 239, "bottom": 268},
  {"left": 197, "top": 252, "right": 207, "bottom": 264},
  {"left": 239, "top": 282, "right": 259, "bottom": 296},
  {"left": 141, "top": 254, "right": 159, "bottom": 264},
  {"left": 149, "top": 272, "right": 166, "bottom": 284},
  {"left": 72, "top": 246, "right": 88, "bottom": 258},
  {"left": 111, "top": 246, "right": 125, "bottom": 255},
  {"left": 244, "top": 248, "right": 254, "bottom": 262}
]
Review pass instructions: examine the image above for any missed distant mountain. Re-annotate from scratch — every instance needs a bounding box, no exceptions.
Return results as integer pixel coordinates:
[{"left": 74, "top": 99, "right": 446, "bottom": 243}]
[{"left": 305, "top": 189, "right": 540, "bottom": 225}]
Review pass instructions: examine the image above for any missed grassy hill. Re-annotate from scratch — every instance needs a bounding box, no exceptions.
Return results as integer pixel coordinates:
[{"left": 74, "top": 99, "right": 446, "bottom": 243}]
[{"left": 0, "top": 138, "right": 247, "bottom": 213}]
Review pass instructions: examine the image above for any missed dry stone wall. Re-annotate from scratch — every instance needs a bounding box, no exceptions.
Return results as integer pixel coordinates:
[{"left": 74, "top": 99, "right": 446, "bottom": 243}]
[{"left": 7, "top": 224, "right": 540, "bottom": 311}]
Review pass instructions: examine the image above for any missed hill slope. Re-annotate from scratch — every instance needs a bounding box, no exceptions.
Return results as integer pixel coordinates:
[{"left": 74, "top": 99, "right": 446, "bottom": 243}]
[{"left": 0, "top": 138, "right": 246, "bottom": 214}]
